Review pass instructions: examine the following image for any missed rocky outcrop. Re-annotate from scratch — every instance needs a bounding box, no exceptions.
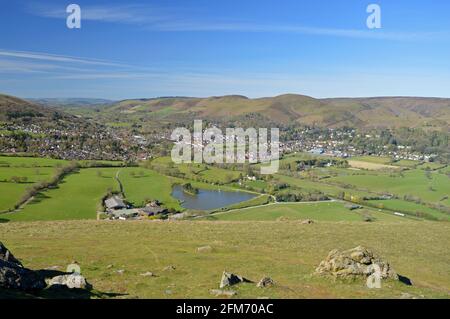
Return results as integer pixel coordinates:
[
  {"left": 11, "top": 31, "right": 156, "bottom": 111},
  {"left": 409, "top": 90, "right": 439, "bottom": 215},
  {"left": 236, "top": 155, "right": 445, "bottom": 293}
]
[
  {"left": 315, "top": 246, "right": 398, "bottom": 280},
  {"left": 0, "top": 241, "right": 92, "bottom": 293},
  {"left": 0, "top": 242, "right": 22, "bottom": 266},
  {"left": 0, "top": 242, "right": 46, "bottom": 291},
  {"left": 0, "top": 260, "right": 47, "bottom": 291}
]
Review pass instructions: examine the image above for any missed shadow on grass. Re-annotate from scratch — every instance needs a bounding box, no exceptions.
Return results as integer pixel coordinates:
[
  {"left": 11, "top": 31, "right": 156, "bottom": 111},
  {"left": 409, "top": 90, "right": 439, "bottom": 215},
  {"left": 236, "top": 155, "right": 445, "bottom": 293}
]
[
  {"left": 0, "top": 218, "right": 9, "bottom": 223},
  {"left": 0, "top": 287, "right": 127, "bottom": 300},
  {"left": 398, "top": 274, "right": 413, "bottom": 286},
  {"left": 27, "top": 193, "right": 52, "bottom": 205},
  {"left": 1, "top": 268, "right": 128, "bottom": 300}
]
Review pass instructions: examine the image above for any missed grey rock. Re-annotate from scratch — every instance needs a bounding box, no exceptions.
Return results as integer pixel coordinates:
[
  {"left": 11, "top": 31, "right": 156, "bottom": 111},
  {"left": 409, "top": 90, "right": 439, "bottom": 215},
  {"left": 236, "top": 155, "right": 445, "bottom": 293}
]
[
  {"left": 219, "top": 271, "right": 251, "bottom": 289},
  {"left": 47, "top": 274, "right": 92, "bottom": 290},
  {"left": 315, "top": 246, "right": 399, "bottom": 281},
  {"left": 210, "top": 289, "right": 237, "bottom": 297},
  {"left": 257, "top": 277, "right": 275, "bottom": 288},
  {"left": 140, "top": 272, "right": 155, "bottom": 277},
  {"left": 0, "top": 242, "right": 22, "bottom": 266},
  {"left": 0, "top": 242, "right": 46, "bottom": 291},
  {"left": 163, "top": 265, "right": 176, "bottom": 271}
]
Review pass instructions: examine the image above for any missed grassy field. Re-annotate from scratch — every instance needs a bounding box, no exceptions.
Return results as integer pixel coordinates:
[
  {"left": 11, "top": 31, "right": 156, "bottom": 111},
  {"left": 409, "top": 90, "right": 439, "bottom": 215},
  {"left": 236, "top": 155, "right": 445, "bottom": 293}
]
[
  {"left": 119, "top": 168, "right": 182, "bottom": 210},
  {"left": 351, "top": 156, "right": 393, "bottom": 164},
  {"left": 0, "top": 166, "right": 61, "bottom": 212},
  {"left": 206, "top": 202, "right": 403, "bottom": 222},
  {"left": 329, "top": 169, "right": 450, "bottom": 207},
  {"left": 367, "top": 199, "right": 450, "bottom": 221},
  {"left": 0, "top": 155, "right": 68, "bottom": 167},
  {"left": 347, "top": 160, "right": 399, "bottom": 171},
  {"left": 1, "top": 220, "right": 449, "bottom": 299},
  {"left": 2, "top": 168, "right": 120, "bottom": 221}
]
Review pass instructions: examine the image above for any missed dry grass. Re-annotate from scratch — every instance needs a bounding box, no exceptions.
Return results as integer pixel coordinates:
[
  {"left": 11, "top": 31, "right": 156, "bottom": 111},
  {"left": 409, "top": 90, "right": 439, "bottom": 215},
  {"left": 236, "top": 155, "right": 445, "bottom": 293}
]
[
  {"left": 1, "top": 219, "right": 449, "bottom": 299},
  {"left": 348, "top": 160, "right": 399, "bottom": 171}
]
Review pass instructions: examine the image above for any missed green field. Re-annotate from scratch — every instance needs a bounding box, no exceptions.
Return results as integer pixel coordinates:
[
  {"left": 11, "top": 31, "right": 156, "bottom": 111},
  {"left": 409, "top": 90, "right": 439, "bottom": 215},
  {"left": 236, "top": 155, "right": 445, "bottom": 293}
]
[
  {"left": 328, "top": 169, "right": 450, "bottom": 207},
  {"left": 0, "top": 166, "right": 61, "bottom": 212},
  {"left": 0, "top": 156, "right": 68, "bottom": 167},
  {"left": 367, "top": 199, "right": 450, "bottom": 221},
  {"left": 119, "top": 168, "right": 182, "bottom": 210},
  {"left": 3, "top": 168, "right": 120, "bottom": 221},
  {"left": 1, "top": 220, "right": 449, "bottom": 298},
  {"left": 207, "top": 202, "right": 402, "bottom": 222},
  {"left": 351, "top": 156, "right": 393, "bottom": 164}
]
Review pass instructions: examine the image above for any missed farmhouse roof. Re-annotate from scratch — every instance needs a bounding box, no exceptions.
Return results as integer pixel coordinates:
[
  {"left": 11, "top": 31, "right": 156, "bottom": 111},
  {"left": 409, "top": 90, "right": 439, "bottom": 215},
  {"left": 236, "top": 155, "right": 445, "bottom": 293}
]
[{"left": 105, "top": 196, "right": 126, "bottom": 209}]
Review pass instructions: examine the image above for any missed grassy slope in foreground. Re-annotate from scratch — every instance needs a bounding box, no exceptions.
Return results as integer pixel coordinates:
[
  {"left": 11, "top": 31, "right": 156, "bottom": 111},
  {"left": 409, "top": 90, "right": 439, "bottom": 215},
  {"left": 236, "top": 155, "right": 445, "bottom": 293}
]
[{"left": 0, "top": 220, "right": 449, "bottom": 299}]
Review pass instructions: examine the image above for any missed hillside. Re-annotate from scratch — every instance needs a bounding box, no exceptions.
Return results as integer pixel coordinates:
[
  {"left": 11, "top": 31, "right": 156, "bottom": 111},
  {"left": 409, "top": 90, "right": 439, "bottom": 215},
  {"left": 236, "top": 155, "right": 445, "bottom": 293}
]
[
  {"left": 0, "top": 94, "right": 79, "bottom": 125},
  {"left": 27, "top": 98, "right": 115, "bottom": 109},
  {"left": 1, "top": 220, "right": 449, "bottom": 298},
  {"left": 102, "top": 94, "right": 450, "bottom": 131}
]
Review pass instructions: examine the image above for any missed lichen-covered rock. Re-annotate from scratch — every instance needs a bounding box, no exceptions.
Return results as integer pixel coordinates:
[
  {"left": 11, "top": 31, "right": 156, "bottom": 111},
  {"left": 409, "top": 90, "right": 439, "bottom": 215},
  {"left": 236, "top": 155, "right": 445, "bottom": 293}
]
[
  {"left": 47, "top": 274, "right": 92, "bottom": 290},
  {"left": 0, "top": 242, "right": 22, "bottom": 266},
  {"left": 0, "top": 260, "right": 46, "bottom": 291},
  {"left": 315, "top": 246, "right": 398, "bottom": 280}
]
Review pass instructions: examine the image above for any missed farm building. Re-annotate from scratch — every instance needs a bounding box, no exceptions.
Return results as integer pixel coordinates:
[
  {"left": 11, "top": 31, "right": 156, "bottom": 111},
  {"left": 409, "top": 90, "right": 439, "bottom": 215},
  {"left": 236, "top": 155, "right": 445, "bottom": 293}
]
[{"left": 104, "top": 195, "right": 126, "bottom": 211}]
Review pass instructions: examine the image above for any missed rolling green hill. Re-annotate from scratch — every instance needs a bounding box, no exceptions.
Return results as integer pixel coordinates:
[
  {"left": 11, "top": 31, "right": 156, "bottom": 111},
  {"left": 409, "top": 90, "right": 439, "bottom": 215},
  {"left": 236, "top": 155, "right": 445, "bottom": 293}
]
[{"left": 99, "top": 94, "right": 450, "bottom": 131}]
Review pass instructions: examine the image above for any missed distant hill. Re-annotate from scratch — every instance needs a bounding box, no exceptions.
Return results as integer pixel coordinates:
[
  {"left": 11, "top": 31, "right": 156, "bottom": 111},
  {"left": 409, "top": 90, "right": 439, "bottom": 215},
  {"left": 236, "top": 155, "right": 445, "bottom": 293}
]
[
  {"left": 0, "top": 94, "right": 96, "bottom": 127},
  {"left": 27, "top": 98, "right": 115, "bottom": 108},
  {"left": 103, "top": 94, "right": 450, "bottom": 131}
]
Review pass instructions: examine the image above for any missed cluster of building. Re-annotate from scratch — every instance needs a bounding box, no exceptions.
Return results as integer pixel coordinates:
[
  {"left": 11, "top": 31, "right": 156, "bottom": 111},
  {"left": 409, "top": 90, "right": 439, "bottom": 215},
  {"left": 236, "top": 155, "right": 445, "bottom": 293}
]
[{"left": 104, "top": 195, "right": 168, "bottom": 220}]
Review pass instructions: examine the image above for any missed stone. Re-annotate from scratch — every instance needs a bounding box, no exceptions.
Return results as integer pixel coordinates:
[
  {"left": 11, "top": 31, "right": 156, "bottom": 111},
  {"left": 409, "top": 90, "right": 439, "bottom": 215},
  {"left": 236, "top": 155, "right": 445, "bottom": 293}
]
[
  {"left": 140, "top": 272, "right": 155, "bottom": 277},
  {"left": 0, "top": 242, "right": 22, "bottom": 266},
  {"left": 163, "top": 265, "right": 176, "bottom": 271},
  {"left": 301, "top": 219, "right": 314, "bottom": 225},
  {"left": 210, "top": 289, "right": 237, "bottom": 297},
  {"left": 257, "top": 277, "right": 275, "bottom": 288},
  {"left": 219, "top": 271, "right": 251, "bottom": 288},
  {"left": 47, "top": 274, "right": 92, "bottom": 290},
  {"left": 315, "top": 246, "right": 399, "bottom": 281},
  {"left": 197, "top": 246, "right": 213, "bottom": 253},
  {"left": 0, "top": 259, "right": 46, "bottom": 291},
  {"left": 115, "top": 269, "right": 125, "bottom": 275}
]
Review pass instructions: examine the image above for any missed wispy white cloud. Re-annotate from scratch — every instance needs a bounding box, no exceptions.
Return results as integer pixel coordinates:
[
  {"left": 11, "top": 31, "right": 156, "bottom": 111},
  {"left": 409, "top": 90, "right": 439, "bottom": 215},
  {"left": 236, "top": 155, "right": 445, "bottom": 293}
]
[
  {"left": 29, "top": 3, "right": 173, "bottom": 24},
  {"left": 0, "top": 49, "right": 129, "bottom": 67},
  {"left": 28, "top": 3, "right": 449, "bottom": 41}
]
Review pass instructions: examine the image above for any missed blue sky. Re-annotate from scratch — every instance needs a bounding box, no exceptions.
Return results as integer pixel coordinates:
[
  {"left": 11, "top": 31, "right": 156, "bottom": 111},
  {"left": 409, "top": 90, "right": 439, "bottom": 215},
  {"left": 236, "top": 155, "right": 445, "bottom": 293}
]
[{"left": 0, "top": 0, "right": 449, "bottom": 99}]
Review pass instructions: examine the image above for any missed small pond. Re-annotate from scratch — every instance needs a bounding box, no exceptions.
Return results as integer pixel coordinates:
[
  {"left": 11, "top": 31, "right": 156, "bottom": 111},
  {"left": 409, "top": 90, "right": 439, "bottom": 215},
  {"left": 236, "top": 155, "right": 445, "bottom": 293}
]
[{"left": 171, "top": 185, "right": 256, "bottom": 210}]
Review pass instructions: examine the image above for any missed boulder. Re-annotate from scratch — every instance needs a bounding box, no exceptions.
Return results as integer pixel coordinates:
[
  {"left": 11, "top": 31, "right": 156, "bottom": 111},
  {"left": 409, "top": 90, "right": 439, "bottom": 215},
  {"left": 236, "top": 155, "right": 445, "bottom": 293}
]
[
  {"left": 219, "top": 271, "right": 251, "bottom": 289},
  {"left": 315, "top": 246, "right": 398, "bottom": 281},
  {"left": 257, "top": 277, "right": 275, "bottom": 288},
  {"left": 0, "top": 259, "right": 47, "bottom": 291},
  {"left": 0, "top": 242, "right": 22, "bottom": 266},
  {"left": 47, "top": 274, "right": 92, "bottom": 290}
]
